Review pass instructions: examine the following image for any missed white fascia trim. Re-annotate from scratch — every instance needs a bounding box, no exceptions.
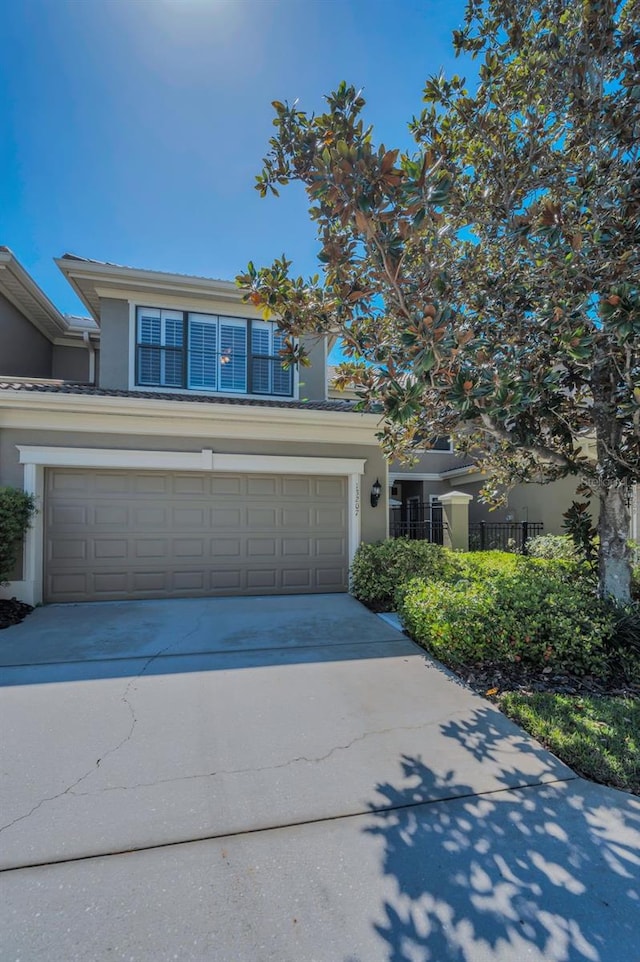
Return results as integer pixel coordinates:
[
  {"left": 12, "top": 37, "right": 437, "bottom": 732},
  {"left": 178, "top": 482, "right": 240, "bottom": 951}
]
[
  {"left": 17, "top": 446, "right": 367, "bottom": 477},
  {"left": 0, "top": 389, "right": 370, "bottom": 425},
  {"left": 390, "top": 473, "right": 443, "bottom": 482},
  {"left": 57, "top": 259, "right": 239, "bottom": 296},
  {"left": 440, "top": 465, "right": 480, "bottom": 479}
]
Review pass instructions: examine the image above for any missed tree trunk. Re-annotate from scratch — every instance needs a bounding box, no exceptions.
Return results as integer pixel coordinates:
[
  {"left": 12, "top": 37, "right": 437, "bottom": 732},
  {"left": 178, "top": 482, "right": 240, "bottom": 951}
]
[{"left": 598, "top": 484, "right": 631, "bottom": 602}]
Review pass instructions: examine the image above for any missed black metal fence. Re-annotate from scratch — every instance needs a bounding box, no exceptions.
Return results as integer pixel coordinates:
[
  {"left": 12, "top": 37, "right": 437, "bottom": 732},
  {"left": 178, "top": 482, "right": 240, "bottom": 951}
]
[
  {"left": 468, "top": 521, "right": 543, "bottom": 554},
  {"left": 389, "top": 503, "right": 447, "bottom": 545}
]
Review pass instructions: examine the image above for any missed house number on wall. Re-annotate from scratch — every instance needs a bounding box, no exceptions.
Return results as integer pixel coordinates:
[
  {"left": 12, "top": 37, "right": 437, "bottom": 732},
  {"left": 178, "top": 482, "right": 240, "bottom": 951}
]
[{"left": 354, "top": 481, "right": 360, "bottom": 517}]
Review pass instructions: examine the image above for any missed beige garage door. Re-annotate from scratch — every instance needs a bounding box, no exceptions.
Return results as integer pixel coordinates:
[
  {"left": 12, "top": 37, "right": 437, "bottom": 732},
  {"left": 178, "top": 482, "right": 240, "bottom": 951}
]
[{"left": 44, "top": 468, "right": 348, "bottom": 603}]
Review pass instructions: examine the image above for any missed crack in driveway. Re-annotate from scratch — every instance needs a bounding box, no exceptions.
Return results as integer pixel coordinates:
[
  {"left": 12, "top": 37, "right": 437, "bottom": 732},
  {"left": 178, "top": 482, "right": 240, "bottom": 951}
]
[
  {"left": 0, "top": 706, "right": 469, "bottom": 829},
  {"left": 69, "top": 712, "right": 470, "bottom": 797},
  {"left": 0, "top": 625, "right": 196, "bottom": 836}
]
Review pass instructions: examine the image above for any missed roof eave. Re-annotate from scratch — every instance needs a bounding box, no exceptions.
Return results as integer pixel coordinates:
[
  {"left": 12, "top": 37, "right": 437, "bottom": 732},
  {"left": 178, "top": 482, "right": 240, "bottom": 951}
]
[
  {"left": 55, "top": 257, "right": 245, "bottom": 323},
  {"left": 0, "top": 249, "right": 69, "bottom": 339}
]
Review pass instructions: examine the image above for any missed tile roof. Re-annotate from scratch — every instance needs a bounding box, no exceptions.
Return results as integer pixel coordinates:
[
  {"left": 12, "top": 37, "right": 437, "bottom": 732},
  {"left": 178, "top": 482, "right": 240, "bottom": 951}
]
[{"left": 0, "top": 379, "right": 360, "bottom": 412}]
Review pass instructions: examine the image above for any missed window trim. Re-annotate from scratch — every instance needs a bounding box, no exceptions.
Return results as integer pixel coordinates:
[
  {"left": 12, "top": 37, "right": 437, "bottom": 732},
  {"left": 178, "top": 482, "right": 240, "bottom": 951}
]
[
  {"left": 135, "top": 308, "right": 187, "bottom": 390},
  {"left": 133, "top": 305, "right": 295, "bottom": 399}
]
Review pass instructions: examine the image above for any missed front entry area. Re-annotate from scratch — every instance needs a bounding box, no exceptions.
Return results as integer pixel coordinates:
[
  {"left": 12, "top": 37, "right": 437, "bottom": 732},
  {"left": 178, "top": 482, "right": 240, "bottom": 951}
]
[{"left": 44, "top": 468, "right": 348, "bottom": 602}]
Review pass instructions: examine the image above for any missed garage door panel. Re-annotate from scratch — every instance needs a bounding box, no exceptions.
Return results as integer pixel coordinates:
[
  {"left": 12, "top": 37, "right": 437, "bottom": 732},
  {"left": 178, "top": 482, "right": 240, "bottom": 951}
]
[
  {"left": 316, "top": 478, "right": 344, "bottom": 497},
  {"left": 95, "top": 473, "right": 131, "bottom": 495},
  {"left": 135, "top": 539, "right": 168, "bottom": 558},
  {"left": 49, "top": 504, "right": 88, "bottom": 526},
  {"left": 210, "top": 538, "right": 242, "bottom": 557},
  {"left": 49, "top": 540, "right": 88, "bottom": 561},
  {"left": 93, "top": 572, "right": 129, "bottom": 594},
  {"left": 172, "top": 506, "right": 207, "bottom": 527},
  {"left": 282, "top": 568, "right": 313, "bottom": 588},
  {"left": 315, "top": 537, "right": 345, "bottom": 557},
  {"left": 134, "top": 475, "right": 168, "bottom": 495},
  {"left": 315, "top": 507, "right": 346, "bottom": 527},
  {"left": 45, "top": 469, "right": 348, "bottom": 602},
  {"left": 247, "top": 476, "right": 278, "bottom": 496},
  {"left": 173, "top": 571, "right": 206, "bottom": 591},
  {"left": 94, "top": 539, "right": 129, "bottom": 560},
  {"left": 247, "top": 507, "right": 278, "bottom": 527},
  {"left": 281, "top": 477, "right": 312, "bottom": 497},
  {"left": 94, "top": 505, "right": 129, "bottom": 525},
  {"left": 212, "top": 507, "right": 242, "bottom": 528},
  {"left": 316, "top": 567, "right": 346, "bottom": 588},
  {"left": 48, "top": 471, "right": 87, "bottom": 493},
  {"left": 211, "top": 476, "right": 242, "bottom": 496},
  {"left": 173, "top": 475, "right": 207, "bottom": 495}
]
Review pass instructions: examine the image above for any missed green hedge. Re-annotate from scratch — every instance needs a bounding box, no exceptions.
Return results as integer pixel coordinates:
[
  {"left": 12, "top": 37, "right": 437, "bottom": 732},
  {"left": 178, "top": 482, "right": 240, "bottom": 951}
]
[
  {"left": 399, "top": 567, "right": 617, "bottom": 676},
  {"left": 350, "top": 539, "right": 461, "bottom": 611},
  {"left": 525, "top": 534, "right": 579, "bottom": 560},
  {"left": 0, "top": 487, "right": 36, "bottom": 585}
]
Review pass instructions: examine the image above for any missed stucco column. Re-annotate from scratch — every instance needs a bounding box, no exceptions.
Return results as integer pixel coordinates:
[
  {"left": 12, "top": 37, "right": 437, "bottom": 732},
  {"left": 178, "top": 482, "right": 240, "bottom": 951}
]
[{"left": 439, "top": 490, "right": 473, "bottom": 552}]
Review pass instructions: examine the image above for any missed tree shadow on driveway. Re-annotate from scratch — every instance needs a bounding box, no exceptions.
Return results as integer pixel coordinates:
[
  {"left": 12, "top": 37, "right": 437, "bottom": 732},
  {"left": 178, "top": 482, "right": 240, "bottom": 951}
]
[{"left": 355, "top": 707, "right": 640, "bottom": 962}]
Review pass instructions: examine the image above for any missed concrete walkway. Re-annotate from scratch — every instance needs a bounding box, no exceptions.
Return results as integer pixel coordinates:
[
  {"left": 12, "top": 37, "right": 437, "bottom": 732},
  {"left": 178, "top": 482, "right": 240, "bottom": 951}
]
[{"left": 1, "top": 595, "right": 638, "bottom": 961}]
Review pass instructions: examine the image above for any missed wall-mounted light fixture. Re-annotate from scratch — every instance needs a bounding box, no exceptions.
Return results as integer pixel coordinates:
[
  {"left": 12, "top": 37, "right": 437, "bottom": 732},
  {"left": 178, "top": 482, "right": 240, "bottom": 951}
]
[{"left": 370, "top": 478, "right": 382, "bottom": 508}]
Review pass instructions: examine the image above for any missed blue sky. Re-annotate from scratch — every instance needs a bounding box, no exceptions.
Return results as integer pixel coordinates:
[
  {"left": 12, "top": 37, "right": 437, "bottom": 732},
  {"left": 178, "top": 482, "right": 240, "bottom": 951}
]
[{"left": 1, "top": 0, "right": 471, "bottom": 318}]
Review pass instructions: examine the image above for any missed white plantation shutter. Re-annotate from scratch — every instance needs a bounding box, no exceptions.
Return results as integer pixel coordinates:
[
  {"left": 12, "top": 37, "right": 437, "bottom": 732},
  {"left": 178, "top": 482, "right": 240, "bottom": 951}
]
[
  {"left": 137, "top": 309, "right": 184, "bottom": 387},
  {"left": 188, "top": 316, "right": 217, "bottom": 390},
  {"left": 139, "top": 313, "right": 161, "bottom": 344},
  {"left": 162, "top": 313, "right": 184, "bottom": 387},
  {"left": 251, "top": 322, "right": 272, "bottom": 394},
  {"left": 219, "top": 318, "right": 247, "bottom": 392},
  {"left": 137, "top": 311, "right": 162, "bottom": 385},
  {"left": 136, "top": 309, "right": 293, "bottom": 397},
  {"left": 272, "top": 330, "right": 292, "bottom": 396}
]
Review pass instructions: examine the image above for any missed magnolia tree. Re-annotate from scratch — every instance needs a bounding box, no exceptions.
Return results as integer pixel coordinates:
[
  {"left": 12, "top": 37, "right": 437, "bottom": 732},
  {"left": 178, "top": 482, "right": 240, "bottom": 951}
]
[{"left": 238, "top": 0, "right": 640, "bottom": 601}]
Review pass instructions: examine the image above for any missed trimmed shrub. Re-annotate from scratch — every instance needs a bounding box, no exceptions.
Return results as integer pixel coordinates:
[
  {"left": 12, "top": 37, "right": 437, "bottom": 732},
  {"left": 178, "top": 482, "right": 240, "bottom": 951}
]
[
  {"left": 456, "top": 551, "right": 580, "bottom": 584},
  {"left": 0, "top": 487, "right": 36, "bottom": 585},
  {"left": 350, "top": 538, "right": 461, "bottom": 611},
  {"left": 525, "top": 534, "right": 579, "bottom": 560},
  {"left": 399, "top": 566, "right": 616, "bottom": 676},
  {"left": 455, "top": 550, "right": 522, "bottom": 580}
]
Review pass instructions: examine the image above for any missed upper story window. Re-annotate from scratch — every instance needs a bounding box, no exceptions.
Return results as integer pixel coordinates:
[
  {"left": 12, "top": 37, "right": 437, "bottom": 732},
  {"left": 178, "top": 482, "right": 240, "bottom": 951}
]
[{"left": 135, "top": 308, "right": 293, "bottom": 397}]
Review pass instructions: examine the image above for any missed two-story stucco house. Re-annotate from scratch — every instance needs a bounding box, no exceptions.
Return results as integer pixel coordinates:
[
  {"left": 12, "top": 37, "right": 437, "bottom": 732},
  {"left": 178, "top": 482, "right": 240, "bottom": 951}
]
[{"left": 0, "top": 249, "right": 389, "bottom": 606}]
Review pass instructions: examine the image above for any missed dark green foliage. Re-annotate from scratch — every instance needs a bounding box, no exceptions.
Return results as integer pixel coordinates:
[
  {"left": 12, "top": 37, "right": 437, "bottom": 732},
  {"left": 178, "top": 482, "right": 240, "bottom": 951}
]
[
  {"left": 399, "top": 566, "right": 616, "bottom": 676},
  {"left": 562, "top": 501, "right": 598, "bottom": 567},
  {"left": 350, "top": 539, "right": 461, "bottom": 611},
  {"left": 239, "top": 0, "right": 640, "bottom": 600},
  {"left": 603, "top": 601, "right": 640, "bottom": 680},
  {"left": 0, "top": 487, "right": 36, "bottom": 586},
  {"left": 526, "top": 534, "right": 580, "bottom": 561}
]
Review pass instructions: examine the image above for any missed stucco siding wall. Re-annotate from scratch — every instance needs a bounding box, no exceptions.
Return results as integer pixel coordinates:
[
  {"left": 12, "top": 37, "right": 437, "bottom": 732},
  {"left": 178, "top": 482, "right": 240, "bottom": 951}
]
[
  {"left": 299, "top": 335, "right": 328, "bottom": 401},
  {"left": 98, "top": 298, "right": 129, "bottom": 389},
  {"left": 51, "top": 345, "right": 91, "bottom": 382},
  {"left": 464, "top": 475, "right": 596, "bottom": 533},
  {"left": 0, "top": 426, "right": 388, "bottom": 545},
  {"left": 0, "top": 292, "right": 52, "bottom": 377}
]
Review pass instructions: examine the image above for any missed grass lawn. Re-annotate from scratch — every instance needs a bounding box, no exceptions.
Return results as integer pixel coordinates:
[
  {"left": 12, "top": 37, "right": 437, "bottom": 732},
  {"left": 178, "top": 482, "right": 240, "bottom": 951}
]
[{"left": 498, "top": 692, "right": 640, "bottom": 795}]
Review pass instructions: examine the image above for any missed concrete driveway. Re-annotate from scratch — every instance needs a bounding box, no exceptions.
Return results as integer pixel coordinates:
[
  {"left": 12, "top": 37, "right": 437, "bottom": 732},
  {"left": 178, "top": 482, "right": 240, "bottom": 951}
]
[{"left": 1, "top": 595, "right": 638, "bottom": 961}]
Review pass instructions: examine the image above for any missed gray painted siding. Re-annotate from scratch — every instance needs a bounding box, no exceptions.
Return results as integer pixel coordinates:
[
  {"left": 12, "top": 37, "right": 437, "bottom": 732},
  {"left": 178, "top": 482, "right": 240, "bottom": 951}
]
[
  {"left": 0, "top": 291, "right": 52, "bottom": 377},
  {"left": 52, "top": 345, "right": 91, "bottom": 382},
  {"left": 299, "top": 335, "right": 328, "bottom": 401},
  {"left": 98, "top": 298, "right": 130, "bottom": 390}
]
